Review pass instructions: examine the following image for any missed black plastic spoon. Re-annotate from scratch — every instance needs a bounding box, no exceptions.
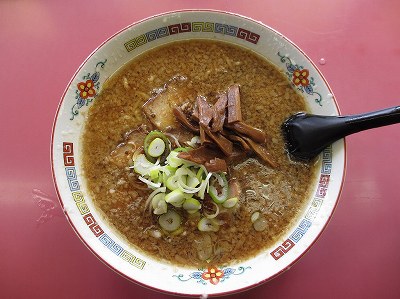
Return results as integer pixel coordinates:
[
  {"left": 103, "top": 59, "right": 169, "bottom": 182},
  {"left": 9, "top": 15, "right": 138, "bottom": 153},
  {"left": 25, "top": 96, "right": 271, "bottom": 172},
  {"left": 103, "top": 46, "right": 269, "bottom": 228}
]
[{"left": 282, "top": 106, "right": 400, "bottom": 161}]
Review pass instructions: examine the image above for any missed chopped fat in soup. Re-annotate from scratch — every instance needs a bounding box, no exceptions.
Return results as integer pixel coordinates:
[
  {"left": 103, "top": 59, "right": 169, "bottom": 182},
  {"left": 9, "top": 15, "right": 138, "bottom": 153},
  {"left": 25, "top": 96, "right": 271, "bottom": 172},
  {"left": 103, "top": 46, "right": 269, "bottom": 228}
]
[{"left": 82, "top": 40, "right": 319, "bottom": 267}]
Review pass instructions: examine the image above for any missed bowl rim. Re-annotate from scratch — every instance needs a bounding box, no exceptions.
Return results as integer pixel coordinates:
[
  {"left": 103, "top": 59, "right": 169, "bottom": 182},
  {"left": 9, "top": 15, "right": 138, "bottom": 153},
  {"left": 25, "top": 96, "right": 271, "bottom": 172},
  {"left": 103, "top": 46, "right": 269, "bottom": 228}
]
[{"left": 51, "top": 8, "right": 347, "bottom": 297}]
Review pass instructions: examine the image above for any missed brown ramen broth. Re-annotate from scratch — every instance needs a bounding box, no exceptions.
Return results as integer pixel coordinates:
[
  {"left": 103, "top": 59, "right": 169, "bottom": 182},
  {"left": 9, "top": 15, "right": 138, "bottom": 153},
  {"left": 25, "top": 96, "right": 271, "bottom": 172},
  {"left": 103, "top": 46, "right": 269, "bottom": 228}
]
[{"left": 82, "top": 40, "right": 318, "bottom": 267}]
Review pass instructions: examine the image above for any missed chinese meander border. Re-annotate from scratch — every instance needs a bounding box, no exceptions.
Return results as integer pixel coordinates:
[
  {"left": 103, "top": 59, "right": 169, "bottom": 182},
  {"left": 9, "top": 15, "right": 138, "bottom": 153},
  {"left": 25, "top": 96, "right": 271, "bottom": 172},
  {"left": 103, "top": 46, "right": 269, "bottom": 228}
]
[
  {"left": 62, "top": 142, "right": 146, "bottom": 270},
  {"left": 123, "top": 21, "right": 260, "bottom": 52},
  {"left": 270, "top": 145, "right": 332, "bottom": 260}
]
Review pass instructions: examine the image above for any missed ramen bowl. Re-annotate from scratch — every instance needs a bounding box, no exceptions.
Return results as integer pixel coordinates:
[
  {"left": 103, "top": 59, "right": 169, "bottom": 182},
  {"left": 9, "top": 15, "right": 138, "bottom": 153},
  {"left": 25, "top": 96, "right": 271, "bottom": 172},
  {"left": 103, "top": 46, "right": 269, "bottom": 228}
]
[{"left": 51, "top": 10, "right": 345, "bottom": 297}]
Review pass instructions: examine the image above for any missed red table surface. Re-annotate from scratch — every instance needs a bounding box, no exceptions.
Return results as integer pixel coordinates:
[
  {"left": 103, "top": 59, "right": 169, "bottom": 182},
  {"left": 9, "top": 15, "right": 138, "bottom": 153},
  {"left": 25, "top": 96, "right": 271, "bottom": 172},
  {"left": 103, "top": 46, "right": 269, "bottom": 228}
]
[{"left": 1, "top": 0, "right": 399, "bottom": 298}]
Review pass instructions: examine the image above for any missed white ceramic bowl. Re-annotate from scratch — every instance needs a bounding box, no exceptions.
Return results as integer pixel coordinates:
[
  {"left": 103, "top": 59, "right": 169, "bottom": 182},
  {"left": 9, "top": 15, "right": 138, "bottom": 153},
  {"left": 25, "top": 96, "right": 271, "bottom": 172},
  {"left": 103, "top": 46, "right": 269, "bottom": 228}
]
[{"left": 52, "top": 10, "right": 345, "bottom": 297}]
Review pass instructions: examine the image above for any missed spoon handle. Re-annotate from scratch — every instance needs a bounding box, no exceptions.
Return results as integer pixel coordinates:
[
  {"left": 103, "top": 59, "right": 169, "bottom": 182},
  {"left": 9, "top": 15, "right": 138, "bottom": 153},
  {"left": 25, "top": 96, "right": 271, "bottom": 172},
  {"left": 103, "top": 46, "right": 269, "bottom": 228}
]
[
  {"left": 341, "top": 106, "right": 400, "bottom": 136},
  {"left": 284, "top": 106, "right": 400, "bottom": 160},
  {"left": 294, "top": 106, "right": 400, "bottom": 142}
]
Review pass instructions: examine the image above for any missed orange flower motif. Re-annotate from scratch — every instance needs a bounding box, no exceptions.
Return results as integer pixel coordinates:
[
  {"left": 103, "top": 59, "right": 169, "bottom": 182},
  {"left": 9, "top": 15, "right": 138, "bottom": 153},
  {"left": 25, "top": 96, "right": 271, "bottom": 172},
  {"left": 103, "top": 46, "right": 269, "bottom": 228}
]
[
  {"left": 201, "top": 267, "right": 224, "bottom": 285},
  {"left": 292, "top": 69, "right": 310, "bottom": 86},
  {"left": 77, "top": 80, "right": 96, "bottom": 99}
]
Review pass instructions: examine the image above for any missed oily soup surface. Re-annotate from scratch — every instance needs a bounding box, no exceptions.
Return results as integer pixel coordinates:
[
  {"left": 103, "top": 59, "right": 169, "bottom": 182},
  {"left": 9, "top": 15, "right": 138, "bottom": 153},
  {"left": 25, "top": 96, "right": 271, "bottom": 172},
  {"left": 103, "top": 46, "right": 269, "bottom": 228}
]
[{"left": 82, "top": 40, "right": 318, "bottom": 267}]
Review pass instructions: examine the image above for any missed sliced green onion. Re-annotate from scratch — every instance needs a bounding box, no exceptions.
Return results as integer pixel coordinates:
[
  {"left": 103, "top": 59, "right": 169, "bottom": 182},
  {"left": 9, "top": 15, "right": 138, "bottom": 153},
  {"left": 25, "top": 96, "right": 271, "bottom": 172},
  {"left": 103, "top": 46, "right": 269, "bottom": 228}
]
[
  {"left": 251, "top": 211, "right": 260, "bottom": 223},
  {"left": 151, "top": 193, "right": 165, "bottom": 209},
  {"left": 144, "top": 186, "right": 166, "bottom": 212},
  {"left": 196, "top": 167, "right": 205, "bottom": 181},
  {"left": 159, "top": 165, "right": 176, "bottom": 186},
  {"left": 175, "top": 166, "right": 196, "bottom": 178},
  {"left": 251, "top": 211, "right": 268, "bottom": 232},
  {"left": 155, "top": 172, "right": 164, "bottom": 184},
  {"left": 147, "top": 137, "right": 165, "bottom": 157},
  {"left": 165, "top": 189, "right": 185, "bottom": 207},
  {"left": 198, "top": 217, "right": 219, "bottom": 232},
  {"left": 170, "top": 226, "right": 184, "bottom": 236},
  {"left": 182, "top": 191, "right": 194, "bottom": 200},
  {"left": 197, "top": 182, "right": 207, "bottom": 200},
  {"left": 131, "top": 130, "right": 240, "bottom": 231},
  {"left": 215, "top": 173, "right": 225, "bottom": 186},
  {"left": 159, "top": 210, "right": 181, "bottom": 232},
  {"left": 154, "top": 200, "right": 168, "bottom": 215},
  {"left": 172, "top": 166, "right": 202, "bottom": 194},
  {"left": 208, "top": 173, "right": 229, "bottom": 204},
  {"left": 144, "top": 131, "right": 171, "bottom": 162},
  {"left": 196, "top": 165, "right": 208, "bottom": 180},
  {"left": 187, "top": 209, "right": 200, "bottom": 215},
  {"left": 152, "top": 158, "right": 160, "bottom": 166},
  {"left": 151, "top": 193, "right": 167, "bottom": 215},
  {"left": 197, "top": 172, "right": 212, "bottom": 199},
  {"left": 133, "top": 154, "right": 154, "bottom": 175},
  {"left": 162, "top": 165, "right": 176, "bottom": 176},
  {"left": 182, "top": 198, "right": 201, "bottom": 212},
  {"left": 178, "top": 181, "right": 202, "bottom": 194},
  {"left": 138, "top": 175, "right": 161, "bottom": 189},
  {"left": 149, "top": 168, "right": 160, "bottom": 180},
  {"left": 131, "top": 146, "right": 143, "bottom": 164},
  {"left": 203, "top": 201, "right": 220, "bottom": 219},
  {"left": 173, "top": 147, "right": 189, "bottom": 153},
  {"left": 187, "top": 176, "right": 200, "bottom": 188},
  {"left": 253, "top": 216, "right": 268, "bottom": 232},
  {"left": 223, "top": 197, "right": 239, "bottom": 208},
  {"left": 147, "top": 186, "right": 166, "bottom": 201},
  {"left": 166, "top": 151, "right": 184, "bottom": 168},
  {"left": 166, "top": 175, "right": 180, "bottom": 191}
]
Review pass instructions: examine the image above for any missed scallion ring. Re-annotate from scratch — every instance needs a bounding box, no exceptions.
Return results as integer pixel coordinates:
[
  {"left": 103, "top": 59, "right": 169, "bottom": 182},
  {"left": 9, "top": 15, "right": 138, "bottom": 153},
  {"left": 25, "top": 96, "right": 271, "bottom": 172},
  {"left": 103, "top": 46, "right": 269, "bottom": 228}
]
[
  {"left": 208, "top": 173, "right": 229, "bottom": 204},
  {"left": 138, "top": 175, "right": 162, "bottom": 189},
  {"left": 144, "top": 131, "right": 171, "bottom": 163},
  {"left": 203, "top": 201, "right": 220, "bottom": 219},
  {"left": 222, "top": 197, "right": 239, "bottom": 208},
  {"left": 182, "top": 198, "right": 201, "bottom": 213},
  {"left": 165, "top": 189, "right": 186, "bottom": 207},
  {"left": 159, "top": 210, "right": 181, "bottom": 232},
  {"left": 198, "top": 217, "right": 220, "bottom": 232}
]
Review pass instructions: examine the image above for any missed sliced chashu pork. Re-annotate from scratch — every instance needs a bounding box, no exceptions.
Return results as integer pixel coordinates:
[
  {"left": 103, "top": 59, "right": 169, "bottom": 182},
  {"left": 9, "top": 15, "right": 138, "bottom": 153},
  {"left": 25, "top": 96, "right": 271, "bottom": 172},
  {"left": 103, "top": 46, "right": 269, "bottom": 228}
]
[{"left": 143, "top": 77, "right": 197, "bottom": 131}]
